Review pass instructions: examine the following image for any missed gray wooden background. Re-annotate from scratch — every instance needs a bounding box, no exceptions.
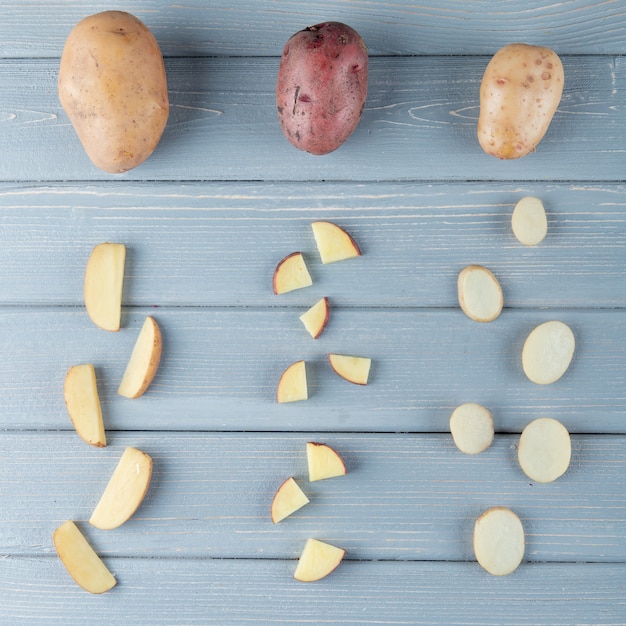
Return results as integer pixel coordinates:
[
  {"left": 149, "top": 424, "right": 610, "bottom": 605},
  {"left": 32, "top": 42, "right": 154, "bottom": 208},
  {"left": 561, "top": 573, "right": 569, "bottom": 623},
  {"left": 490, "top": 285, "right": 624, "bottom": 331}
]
[{"left": 0, "top": 1, "right": 624, "bottom": 624}]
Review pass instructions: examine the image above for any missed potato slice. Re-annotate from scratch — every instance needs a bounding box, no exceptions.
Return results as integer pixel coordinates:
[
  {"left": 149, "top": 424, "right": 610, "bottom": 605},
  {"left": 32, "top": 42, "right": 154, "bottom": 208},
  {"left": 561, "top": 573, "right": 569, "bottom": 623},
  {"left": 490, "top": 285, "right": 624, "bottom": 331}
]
[
  {"left": 84, "top": 242, "right": 126, "bottom": 331},
  {"left": 118, "top": 316, "right": 162, "bottom": 399},
  {"left": 53, "top": 520, "right": 116, "bottom": 594},
  {"left": 518, "top": 417, "right": 571, "bottom": 483},
  {"left": 294, "top": 538, "right": 346, "bottom": 582},
  {"left": 449, "top": 403, "right": 494, "bottom": 455},
  {"left": 64, "top": 363, "right": 106, "bottom": 447},
  {"left": 299, "top": 297, "right": 330, "bottom": 339},
  {"left": 273, "top": 252, "right": 313, "bottom": 294},
  {"left": 328, "top": 354, "right": 371, "bottom": 385},
  {"left": 306, "top": 442, "right": 347, "bottom": 481},
  {"left": 311, "top": 221, "right": 361, "bottom": 264},
  {"left": 271, "top": 477, "right": 310, "bottom": 523},
  {"left": 458, "top": 265, "right": 503, "bottom": 322},
  {"left": 276, "top": 360, "right": 308, "bottom": 403},
  {"left": 89, "top": 447, "right": 153, "bottom": 530},
  {"left": 473, "top": 507, "right": 525, "bottom": 576},
  {"left": 522, "top": 320, "right": 575, "bottom": 384},
  {"left": 512, "top": 196, "right": 548, "bottom": 246}
]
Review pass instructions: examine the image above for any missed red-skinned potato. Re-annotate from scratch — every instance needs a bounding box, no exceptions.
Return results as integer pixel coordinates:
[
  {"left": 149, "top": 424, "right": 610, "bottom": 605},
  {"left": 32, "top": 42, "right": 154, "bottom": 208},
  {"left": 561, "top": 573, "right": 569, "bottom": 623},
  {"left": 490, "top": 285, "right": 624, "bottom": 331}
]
[
  {"left": 59, "top": 11, "right": 169, "bottom": 173},
  {"left": 477, "top": 43, "right": 563, "bottom": 159},
  {"left": 276, "top": 22, "right": 368, "bottom": 155}
]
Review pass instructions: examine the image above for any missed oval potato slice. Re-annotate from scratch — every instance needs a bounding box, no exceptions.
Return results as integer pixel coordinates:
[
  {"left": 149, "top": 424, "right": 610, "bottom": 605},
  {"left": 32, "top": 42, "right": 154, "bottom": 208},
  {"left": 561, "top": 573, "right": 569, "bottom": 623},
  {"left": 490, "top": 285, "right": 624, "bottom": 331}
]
[
  {"left": 512, "top": 196, "right": 548, "bottom": 246},
  {"left": 522, "top": 320, "right": 575, "bottom": 384},
  {"left": 518, "top": 417, "right": 571, "bottom": 483},
  {"left": 458, "top": 265, "right": 503, "bottom": 322},
  {"left": 449, "top": 403, "right": 494, "bottom": 455},
  {"left": 473, "top": 507, "right": 525, "bottom": 576}
]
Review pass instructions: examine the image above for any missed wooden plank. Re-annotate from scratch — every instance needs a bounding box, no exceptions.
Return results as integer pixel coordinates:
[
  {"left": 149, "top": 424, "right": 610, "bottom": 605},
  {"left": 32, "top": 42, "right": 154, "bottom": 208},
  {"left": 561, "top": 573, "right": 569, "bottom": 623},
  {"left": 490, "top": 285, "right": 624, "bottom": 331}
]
[
  {"left": 0, "top": 307, "right": 623, "bottom": 433},
  {"left": 1, "top": 56, "right": 625, "bottom": 182},
  {"left": 2, "top": 0, "right": 626, "bottom": 57},
  {"left": 1, "top": 432, "right": 624, "bottom": 561},
  {"left": 1, "top": 558, "right": 625, "bottom": 625},
  {"left": 0, "top": 182, "right": 624, "bottom": 308}
]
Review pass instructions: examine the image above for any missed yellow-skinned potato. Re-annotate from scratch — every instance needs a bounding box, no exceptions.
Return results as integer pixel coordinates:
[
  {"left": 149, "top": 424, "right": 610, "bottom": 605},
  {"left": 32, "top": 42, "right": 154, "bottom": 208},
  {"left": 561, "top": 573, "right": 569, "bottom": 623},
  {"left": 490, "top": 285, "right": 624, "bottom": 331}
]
[
  {"left": 59, "top": 11, "right": 169, "bottom": 173},
  {"left": 477, "top": 43, "right": 563, "bottom": 159}
]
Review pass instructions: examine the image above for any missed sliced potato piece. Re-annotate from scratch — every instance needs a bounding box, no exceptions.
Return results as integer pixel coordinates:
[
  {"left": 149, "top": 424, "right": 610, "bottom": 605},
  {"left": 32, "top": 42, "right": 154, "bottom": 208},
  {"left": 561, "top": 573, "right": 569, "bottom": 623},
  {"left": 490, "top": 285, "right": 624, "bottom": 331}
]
[
  {"left": 271, "top": 477, "right": 310, "bottom": 523},
  {"left": 449, "top": 403, "right": 494, "bottom": 455},
  {"left": 328, "top": 354, "right": 371, "bottom": 385},
  {"left": 64, "top": 363, "right": 106, "bottom": 447},
  {"left": 118, "top": 316, "right": 162, "bottom": 399},
  {"left": 299, "top": 297, "right": 330, "bottom": 339},
  {"left": 458, "top": 264, "right": 503, "bottom": 322},
  {"left": 276, "top": 360, "right": 308, "bottom": 403},
  {"left": 84, "top": 242, "right": 126, "bottom": 331},
  {"left": 273, "top": 252, "right": 313, "bottom": 294},
  {"left": 294, "top": 538, "right": 346, "bottom": 582},
  {"left": 53, "top": 520, "right": 117, "bottom": 594},
  {"left": 307, "top": 442, "right": 347, "bottom": 481},
  {"left": 311, "top": 221, "right": 361, "bottom": 264},
  {"left": 89, "top": 447, "right": 153, "bottom": 530},
  {"left": 522, "top": 320, "right": 575, "bottom": 384},
  {"left": 512, "top": 196, "right": 548, "bottom": 246},
  {"left": 473, "top": 507, "right": 525, "bottom": 576},
  {"left": 518, "top": 417, "right": 571, "bottom": 483}
]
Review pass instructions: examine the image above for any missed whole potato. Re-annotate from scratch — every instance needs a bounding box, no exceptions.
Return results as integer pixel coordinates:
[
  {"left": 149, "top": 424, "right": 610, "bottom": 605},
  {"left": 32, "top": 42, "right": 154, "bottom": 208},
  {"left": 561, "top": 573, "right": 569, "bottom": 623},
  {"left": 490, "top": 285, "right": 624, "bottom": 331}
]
[
  {"left": 58, "top": 11, "right": 169, "bottom": 173},
  {"left": 477, "top": 43, "right": 563, "bottom": 159},
  {"left": 276, "top": 22, "right": 368, "bottom": 155}
]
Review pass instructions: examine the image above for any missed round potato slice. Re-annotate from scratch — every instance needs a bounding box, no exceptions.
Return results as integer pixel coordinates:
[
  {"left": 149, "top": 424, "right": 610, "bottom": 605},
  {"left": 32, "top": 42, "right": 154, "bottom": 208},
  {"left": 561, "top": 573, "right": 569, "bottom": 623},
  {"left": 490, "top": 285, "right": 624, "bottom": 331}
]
[
  {"left": 449, "top": 403, "right": 494, "bottom": 455},
  {"left": 518, "top": 417, "right": 571, "bottom": 483},
  {"left": 458, "top": 265, "right": 503, "bottom": 322},
  {"left": 473, "top": 507, "right": 525, "bottom": 576},
  {"left": 512, "top": 196, "right": 548, "bottom": 246},
  {"left": 522, "top": 320, "right": 575, "bottom": 384}
]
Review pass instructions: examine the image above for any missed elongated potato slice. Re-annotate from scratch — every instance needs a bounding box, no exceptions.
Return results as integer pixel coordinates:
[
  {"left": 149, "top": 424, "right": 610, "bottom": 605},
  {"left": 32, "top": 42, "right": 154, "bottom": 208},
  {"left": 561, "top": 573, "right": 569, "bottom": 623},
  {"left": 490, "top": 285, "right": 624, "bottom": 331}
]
[
  {"left": 522, "top": 320, "right": 575, "bottom": 384},
  {"left": 512, "top": 196, "right": 547, "bottom": 246},
  {"left": 458, "top": 265, "right": 503, "bottom": 322},
  {"left": 84, "top": 242, "right": 126, "bottom": 331},
  {"left": 311, "top": 221, "right": 361, "bottom": 264},
  {"left": 276, "top": 360, "right": 308, "bottom": 403},
  {"left": 473, "top": 507, "right": 525, "bottom": 576},
  {"left": 294, "top": 538, "right": 346, "bottom": 582},
  {"left": 64, "top": 363, "right": 106, "bottom": 447},
  {"left": 306, "top": 442, "right": 347, "bottom": 481},
  {"left": 53, "top": 520, "right": 117, "bottom": 594},
  {"left": 89, "top": 447, "right": 153, "bottom": 530},
  {"left": 118, "top": 316, "right": 162, "bottom": 399},
  {"left": 518, "top": 417, "right": 571, "bottom": 483},
  {"left": 271, "top": 477, "right": 310, "bottom": 523},
  {"left": 449, "top": 403, "right": 494, "bottom": 455}
]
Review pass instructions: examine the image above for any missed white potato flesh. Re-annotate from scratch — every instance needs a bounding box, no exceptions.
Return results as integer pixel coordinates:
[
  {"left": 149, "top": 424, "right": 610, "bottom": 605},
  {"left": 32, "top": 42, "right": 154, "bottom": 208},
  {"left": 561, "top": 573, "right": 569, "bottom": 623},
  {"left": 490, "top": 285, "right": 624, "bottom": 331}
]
[
  {"left": 522, "top": 320, "right": 575, "bottom": 384},
  {"left": 473, "top": 507, "right": 525, "bottom": 576},
  {"left": 512, "top": 196, "right": 548, "bottom": 246},
  {"left": 518, "top": 417, "right": 571, "bottom": 483},
  {"left": 458, "top": 265, "right": 503, "bottom": 322},
  {"left": 449, "top": 403, "right": 494, "bottom": 455}
]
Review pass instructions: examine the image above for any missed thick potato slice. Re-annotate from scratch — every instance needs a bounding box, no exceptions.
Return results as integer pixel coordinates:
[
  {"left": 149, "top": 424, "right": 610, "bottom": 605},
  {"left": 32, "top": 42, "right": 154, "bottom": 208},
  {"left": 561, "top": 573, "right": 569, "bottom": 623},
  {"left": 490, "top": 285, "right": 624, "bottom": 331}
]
[
  {"left": 294, "top": 538, "right": 346, "bottom": 582},
  {"left": 64, "top": 363, "right": 106, "bottom": 447},
  {"left": 328, "top": 354, "right": 371, "bottom": 385},
  {"left": 449, "top": 403, "right": 494, "bottom": 455},
  {"left": 512, "top": 196, "right": 548, "bottom": 246},
  {"left": 58, "top": 11, "right": 169, "bottom": 173},
  {"left": 53, "top": 520, "right": 117, "bottom": 594},
  {"left": 276, "top": 360, "right": 308, "bottom": 403},
  {"left": 273, "top": 252, "right": 313, "bottom": 295},
  {"left": 473, "top": 507, "right": 525, "bottom": 576},
  {"left": 306, "top": 442, "right": 347, "bottom": 481},
  {"left": 311, "top": 221, "right": 361, "bottom": 264},
  {"left": 478, "top": 43, "right": 563, "bottom": 159},
  {"left": 300, "top": 297, "right": 330, "bottom": 339},
  {"left": 458, "top": 265, "right": 503, "bottom": 322},
  {"left": 518, "top": 417, "right": 571, "bottom": 483},
  {"left": 118, "top": 316, "right": 162, "bottom": 399},
  {"left": 271, "top": 477, "right": 310, "bottom": 523},
  {"left": 522, "top": 320, "right": 575, "bottom": 384}
]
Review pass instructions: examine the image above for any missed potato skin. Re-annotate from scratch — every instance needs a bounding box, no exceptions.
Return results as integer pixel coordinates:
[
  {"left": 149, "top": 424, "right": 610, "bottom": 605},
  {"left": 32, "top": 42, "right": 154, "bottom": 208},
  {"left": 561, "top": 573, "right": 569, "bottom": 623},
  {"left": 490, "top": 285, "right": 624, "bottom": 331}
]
[
  {"left": 477, "top": 43, "right": 563, "bottom": 159},
  {"left": 58, "top": 11, "right": 169, "bottom": 173},
  {"left": 276, "top": 22, "right": 368, "bottom": 155}
]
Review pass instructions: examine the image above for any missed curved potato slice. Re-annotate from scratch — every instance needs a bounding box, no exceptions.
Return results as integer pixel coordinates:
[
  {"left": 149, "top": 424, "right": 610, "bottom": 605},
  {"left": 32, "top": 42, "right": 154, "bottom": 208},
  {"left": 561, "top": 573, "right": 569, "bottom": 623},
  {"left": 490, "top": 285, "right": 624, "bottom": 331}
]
[
  {"left": 311, "top": 221, "right": 361, "bottom": 264},
  {"left": 64, "top": 363, "right": 106, "bottom": 447},
  {"left": 294, "top": 538, "right": 346, "bottom": 582}
]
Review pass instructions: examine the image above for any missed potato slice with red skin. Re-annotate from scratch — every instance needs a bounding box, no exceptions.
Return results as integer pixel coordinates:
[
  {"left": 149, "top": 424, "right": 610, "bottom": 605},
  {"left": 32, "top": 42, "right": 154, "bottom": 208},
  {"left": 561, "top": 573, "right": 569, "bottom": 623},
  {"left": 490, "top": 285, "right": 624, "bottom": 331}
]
[
  {"left": 311, "top": 221, "right": 361, "bottom": 264},
  {"left": 273, "top": 252, "right": 313, "bottom": 295},
  {"left": 294, "top": 538, "right": 346, "bottom": 582},
  {"left": 328, "top": 354, "right": 371, "bottom": 385},
  {"left": 306, "top": 442, "right": 347, "bottom": 481},
  {"left": 271, "top": 477, "right": 310, "bottom": 523},
  {"left": 276, "top": 22, "right": 368, "bottom": 155},
  {"left": 300, "top": 297, "right": 330, "bottom": 339},
  {"left": 276, "top": 360, "right": 308, "bottom": 403}
]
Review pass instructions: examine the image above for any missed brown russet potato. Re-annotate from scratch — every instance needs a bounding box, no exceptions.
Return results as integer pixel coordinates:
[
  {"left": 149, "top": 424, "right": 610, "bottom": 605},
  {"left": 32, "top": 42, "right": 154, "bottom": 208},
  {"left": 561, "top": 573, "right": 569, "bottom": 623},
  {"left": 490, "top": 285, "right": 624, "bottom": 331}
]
[
  {"left": 58, "top": 11, "right": 169, "bottom": 173},
  {"left": 276, "top": 22, "right": 368, "bottom": 155},
  {"left": 477, "top": 43, "right": 563, "bottom": 159}
]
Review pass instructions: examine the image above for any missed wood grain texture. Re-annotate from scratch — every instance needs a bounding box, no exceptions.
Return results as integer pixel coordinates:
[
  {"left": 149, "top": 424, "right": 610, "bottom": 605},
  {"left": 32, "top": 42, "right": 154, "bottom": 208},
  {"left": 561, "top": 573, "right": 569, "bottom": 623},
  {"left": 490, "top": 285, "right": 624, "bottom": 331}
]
[
  {"left": 1, "top": 432, "right": 624, "bottom": 562},
  {"left": 0, "top": 182, "right": 624, "bottom": 308},
  {"left": 1, "top": 0, "right": 626, "bottom": 57},
  {"left": 0, "top": 307, "right": 623, "bottom": 433},
  {"left": 1, "top": 56, "right": 625, "bottom": 182},
  {"left": 1, "top": 558, "right": 625, "bottom": 625}
]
